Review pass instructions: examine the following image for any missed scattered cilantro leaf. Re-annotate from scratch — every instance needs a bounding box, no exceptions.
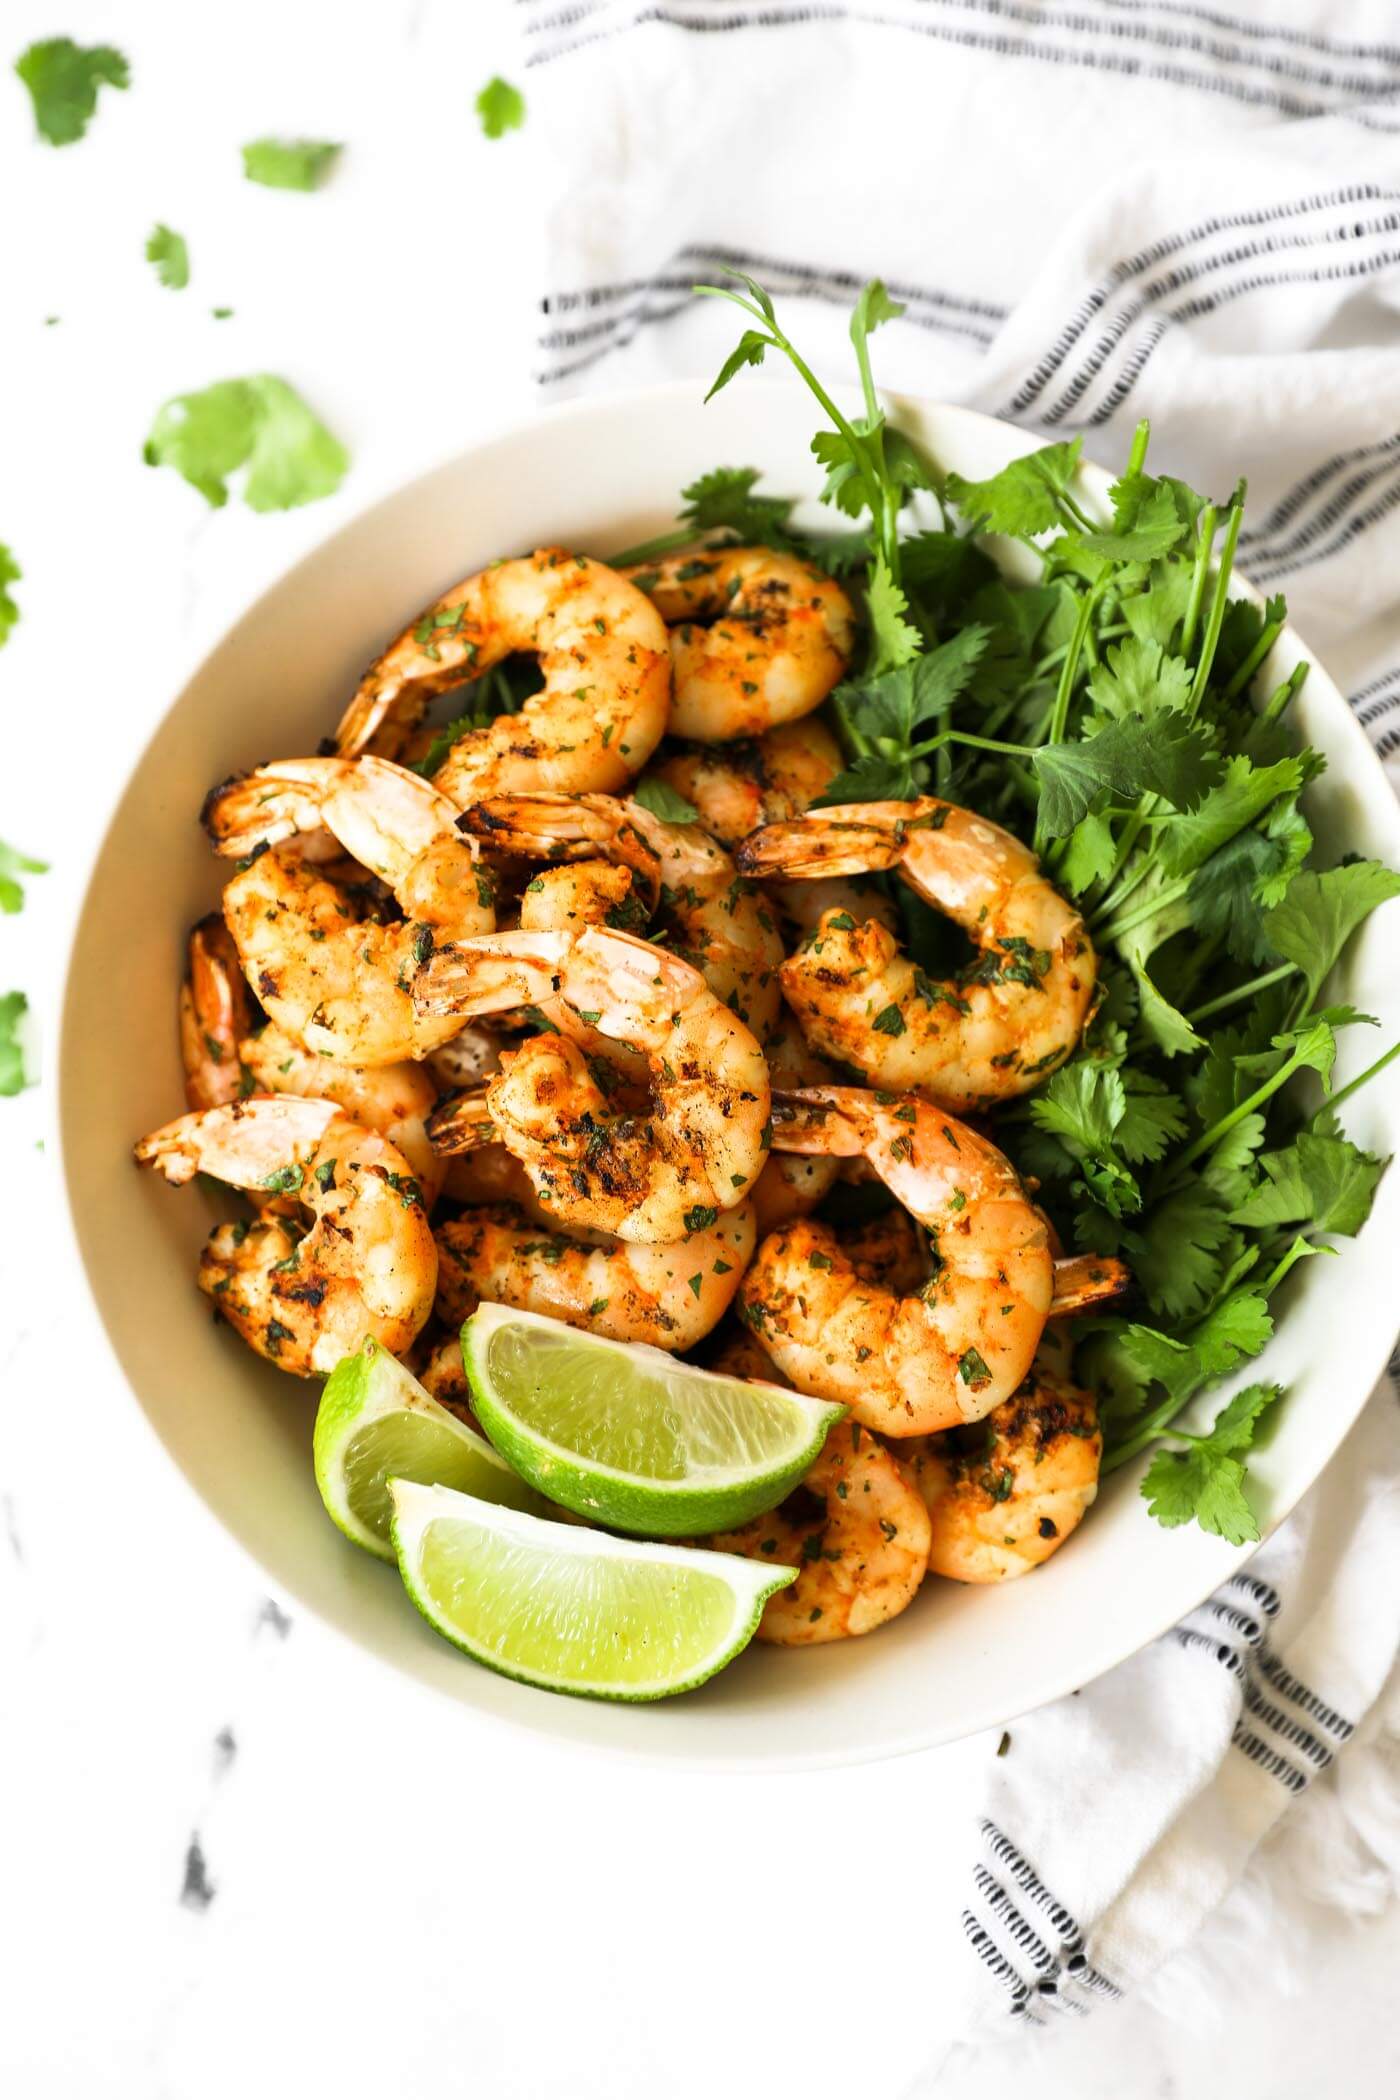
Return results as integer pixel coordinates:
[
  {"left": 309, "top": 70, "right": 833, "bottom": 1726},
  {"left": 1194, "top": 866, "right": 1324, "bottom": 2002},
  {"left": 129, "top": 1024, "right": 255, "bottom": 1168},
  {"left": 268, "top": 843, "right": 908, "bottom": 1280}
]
[
  {"left": 144, "top": 375, "right": 349, "bottom": 511},
  {"left": 146, "top": 224, "right": 189, "bottom": 290},
  {"left": 241, "top": 139, "right": 341, "bottom": 191},
  {"left": 0, "top": 545, "right": 20, "bottom": 648},
  {"left": 476, "top": 77, "right": 525, "bottom": 139},
  {"left": 0, "top": 839, "right": 48, "bottom": 916},
  {"left": 0, "top": 992, "right": 32, "bottom": 1096},
  {"left": 15, "top": 39, "right": 128, "bottom": 146}
]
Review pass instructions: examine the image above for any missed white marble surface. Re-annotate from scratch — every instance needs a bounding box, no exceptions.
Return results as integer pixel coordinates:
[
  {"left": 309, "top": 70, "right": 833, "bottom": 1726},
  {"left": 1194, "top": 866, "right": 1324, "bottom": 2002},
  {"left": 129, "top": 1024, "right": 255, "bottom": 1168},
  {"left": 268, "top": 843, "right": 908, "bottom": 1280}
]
[{"left": 2, "top": 5, "right": 1397, "bottom": 2094}]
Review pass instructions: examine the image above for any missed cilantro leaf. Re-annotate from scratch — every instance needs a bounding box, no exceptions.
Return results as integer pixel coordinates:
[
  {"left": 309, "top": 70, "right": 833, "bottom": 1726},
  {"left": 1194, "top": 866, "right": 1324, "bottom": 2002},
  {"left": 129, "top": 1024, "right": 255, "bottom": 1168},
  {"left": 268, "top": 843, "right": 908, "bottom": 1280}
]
[
  {"left": 242, "top": 139, "right": 341, "bottom": 191},
  {"left": 1120, "top": 1287, "right": 1273, "bottom": 1406},
  {"left": 1033, "top": 714, "right": 1222, "bottom": 838},
  {"left": 679, "top": 467, "right": 793, "bottom": 546},
  {"left": 1059, "top": 809, "right": 1118, "bottom": 894},
  {"left": 0, "top": 991, "right": 32, "bottom": 1096},
  {"left": 1028, "top": 1061, "right": 1123, "bottom": 1157},
  {"left": 1077, "top": 475, "right": 1188, "bottom": 562},
  {"left": 1158, "top": 755, "right": 1303, "bottom": 878},
  {"left": 146, "top": 224, "right": 189, "bottom": 290},
  {"left": 144, "top": 376, "right": 349, "bottom": 512},
  {"left": 15, "top": 39, "right": 128, "bottom": 146},
  {"left": 0, "top": 544, "right": 20, "bottom": 648},
  {"left": 1142, "top": 1380, "right": 1282, "bottom": 1543},
  {"left": 945, "top": 439, "right": 1083, "bottom": 538},
  {"left": 1142, "top": 1445, "right": 1258, "bottom": 1544},
  {"left": 812, "top": 752, "right": 917, "bottom": 806},
  {"left": 1115, "top": 1071, "right": 1188, "bottom": 1163},
  {"left": 1087, "top": 637, "right": 1192, "bottom": 722},
  {"left": 475, "top": 77, "right": 526, "bottom": 140},
  {"left": 0, "top": 839, "right": 48, "bottom": 916},
  {"left": 633, "top": 776, "right": 699, "bottom": 824},
  {"left": 1124, "top": 1187, "right": 1236, "bottom": 1320},
  {"left": 1121, "top": 561, "right": 1194, "bottom": 651},
  {"left": 838, "top": 624, "right": 989, "bottom": 753},
  {"left": 704, "top": 330, "right": 769, "bottom": 403},
  {"left": 864, "top": 549, "right": 922, "bottom": 674},
  {"left": 1230, "top": 1132, "right": 1386, "bottom": 1236},
  {"left": 1262, "top": 861, "right": 1400, "bottom": 1004}
]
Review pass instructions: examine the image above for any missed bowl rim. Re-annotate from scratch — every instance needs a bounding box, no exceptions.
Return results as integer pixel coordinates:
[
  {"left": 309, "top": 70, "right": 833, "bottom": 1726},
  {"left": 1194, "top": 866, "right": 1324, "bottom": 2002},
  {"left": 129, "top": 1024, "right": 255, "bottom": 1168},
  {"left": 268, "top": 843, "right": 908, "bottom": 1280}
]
[{"left": 49, "top": 377, "right": 1400, "bottom": 1770}]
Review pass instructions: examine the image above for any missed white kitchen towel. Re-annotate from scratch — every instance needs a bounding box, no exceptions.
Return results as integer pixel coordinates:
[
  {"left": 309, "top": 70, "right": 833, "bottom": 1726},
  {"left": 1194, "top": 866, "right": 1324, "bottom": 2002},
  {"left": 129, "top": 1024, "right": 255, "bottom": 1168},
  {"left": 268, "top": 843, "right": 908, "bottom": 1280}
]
[
  {"left": 525, "top": 0, "right": 1400, "bottom": 785},
  {"left": 523, "top": 0, "right": 1400, "bottom": 2041}
]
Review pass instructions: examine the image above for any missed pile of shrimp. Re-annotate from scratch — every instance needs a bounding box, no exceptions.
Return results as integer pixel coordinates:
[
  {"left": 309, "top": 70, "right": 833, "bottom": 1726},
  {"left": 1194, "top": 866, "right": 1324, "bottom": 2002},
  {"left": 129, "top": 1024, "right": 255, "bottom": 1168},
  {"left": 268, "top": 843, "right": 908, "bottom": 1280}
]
[{"left": 136, "top": 541, "right": 1128, "bottom": 1651}]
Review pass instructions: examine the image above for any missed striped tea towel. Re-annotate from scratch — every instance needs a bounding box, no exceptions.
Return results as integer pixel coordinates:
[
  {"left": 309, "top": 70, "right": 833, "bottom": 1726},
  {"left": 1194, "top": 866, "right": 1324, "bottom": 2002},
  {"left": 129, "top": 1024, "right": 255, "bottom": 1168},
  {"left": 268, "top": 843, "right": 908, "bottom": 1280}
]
[
  {"left": 525, "top": 0, "right": 1400, "bottom": 785},
  {"left": 521, "top": 0, "right": 1400, "bottom": 2042}
]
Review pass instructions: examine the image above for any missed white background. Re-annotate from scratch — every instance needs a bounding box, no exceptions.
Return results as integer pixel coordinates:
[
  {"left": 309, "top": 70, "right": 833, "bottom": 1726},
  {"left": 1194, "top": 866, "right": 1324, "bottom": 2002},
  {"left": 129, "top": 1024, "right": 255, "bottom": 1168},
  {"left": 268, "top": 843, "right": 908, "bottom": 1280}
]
[{"left": 2, "top": 4, "right": 1397, "bottom": 2094}]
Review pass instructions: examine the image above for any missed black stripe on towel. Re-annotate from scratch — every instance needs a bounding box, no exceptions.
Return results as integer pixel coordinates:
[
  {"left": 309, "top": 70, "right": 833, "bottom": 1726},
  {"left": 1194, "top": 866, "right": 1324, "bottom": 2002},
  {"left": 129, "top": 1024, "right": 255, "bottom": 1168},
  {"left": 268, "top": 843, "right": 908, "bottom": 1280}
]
[
  {"left": 526, "top": 3, "right": 1400, "bottom": 135},
  {"left": 960, "top": 1914, "right": 1046, "bottom": 2021},
  {"left": 1243, "top": 1682, "right": 1336, "bottom": 1771},
  {"left": 1257, "top": 1647, "right": 1356, "bottom": 1740},
  {"left": 977, "top": 1820, "right": 1121, "bottom": 2000},
  {"left": 1240, "top": 432, "right": 1400, "bottom": 551},
  {"left": 1038, "top": 210, "right": 1400, "bottom": 426},
  {"left": 1231, "top": 1722, "right": 1311, "bottom": 1793},
  {"left": 1248, "top": 461, "right": 1400, "bottom": 582},
  {"left": 1006, "top": 186, "right": 1397, "bottom": 417}
]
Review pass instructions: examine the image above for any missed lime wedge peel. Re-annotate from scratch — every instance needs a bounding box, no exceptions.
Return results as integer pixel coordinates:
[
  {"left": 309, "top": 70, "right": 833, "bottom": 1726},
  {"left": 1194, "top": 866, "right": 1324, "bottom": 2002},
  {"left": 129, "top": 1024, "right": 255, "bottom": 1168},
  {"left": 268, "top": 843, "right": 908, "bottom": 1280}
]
[
  {"left": 462, "top": 1304, "right": 846, "bottom": 1537},
  {"left": 314, "top": 1338, "right": 546, "bottom": 1561},
  {"left": 391, "top": 1479, "right": 797, "bottom": 1702}
]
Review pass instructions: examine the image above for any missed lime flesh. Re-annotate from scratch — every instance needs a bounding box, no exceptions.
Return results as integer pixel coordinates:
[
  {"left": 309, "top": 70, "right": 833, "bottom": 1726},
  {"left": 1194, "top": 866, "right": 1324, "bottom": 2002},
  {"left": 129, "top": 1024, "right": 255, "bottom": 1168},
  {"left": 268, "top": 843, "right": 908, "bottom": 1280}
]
[
  {"left": 391, "top": 1479, "right": 796, "bottom": 1701},
  {"left": 314, "top": 1338, "right": 544, "bottom": 1560},
  {"left": 462, "top": 1304, "right": 845, "bottom": 1536}
]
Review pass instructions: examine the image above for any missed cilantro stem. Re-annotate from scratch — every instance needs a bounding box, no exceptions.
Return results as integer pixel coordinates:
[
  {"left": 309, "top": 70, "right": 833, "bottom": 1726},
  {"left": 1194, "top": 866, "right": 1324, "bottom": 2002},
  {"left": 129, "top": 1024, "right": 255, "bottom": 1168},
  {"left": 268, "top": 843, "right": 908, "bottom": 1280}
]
[
  {"left": 1187, "top": 490, "right": 1245, "bottom": 710},
  {"left": 1222, "top": 610, "right": 1283, "bottom": 701},
  {"left": 1177, "top": 1042, "right": 1312, "bottom": 1170},
  {"left": 1032, "top": 583, "right": 1102, "bottom": 855},
  {"left": 1125, "top": 419, "right": 1151, "bottom": 479},
  {"left": 1307, "top": 1037, "right": 1400, "bottom": 1128},
  {"left": 1179, "top": 504, "right": 1217, "bottom": 659},
  {"left": 1103, "top": 1399, "right": 1199, "bottom": 1474},
  {"left": 1259, "top": 660, "right": 1308, "bottom": 728},
  {"left": 608, "top": 525, "right": 709, "bottom": 567},
  {"left": 1093, "top": 870, "right": 1192, "bottom": 942},
  {"left": 906, "top": 729, "right": 1033, "bottom": 764},
  {"left": 1185, "top": 962, "right": 1296, "bottom": 1027}
]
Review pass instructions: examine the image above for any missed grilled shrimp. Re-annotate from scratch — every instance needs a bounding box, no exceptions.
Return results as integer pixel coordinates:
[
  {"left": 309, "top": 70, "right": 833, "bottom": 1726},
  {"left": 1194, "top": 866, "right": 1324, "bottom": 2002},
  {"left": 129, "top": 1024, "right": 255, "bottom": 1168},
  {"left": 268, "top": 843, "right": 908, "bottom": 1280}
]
[
  {"left": 460, "top": 791, "right": 786, "bottom": 1036},
  {"left": 239, "top": 1022, "right": 444, "bottom": 1204},
  {"left": 134, "top": 1098, "right": 437, "bottom": 1375},
  {"left": 642, "top": 718, "right": 844, "bottom": 847},
  {"left": 901, "top": 1367, "right": 1101, "bottom": 1581},
  {"left": 333, "top": 550, "right": 670, "bottom": 799},
  {"left": 179, "top": 914, "right": 258, "bottom": 1111},
  {"left": 435, "top": 1200, "right": 755, "bottom": 1351},
  {"left": 740, "top": 1087, "right": 1053, "bottom": 1433},
  {"left": 707, "top": 1420, "right": 931, "bottom": 1645},
  {"left": 736, "top": 798, "right": 1096, "bottom": 1109},
  {"left": 210, "top": 756, "right": 496, "bottom": 1065},
  {"left": 417, "top": 927, "right": 771, "bottom": 1244},
  {"left": 619, "top": 548, "right": 854, "bottom": 741},
  {"left": 748, "top": 1017, "right": 840, "bottom": 1235}
]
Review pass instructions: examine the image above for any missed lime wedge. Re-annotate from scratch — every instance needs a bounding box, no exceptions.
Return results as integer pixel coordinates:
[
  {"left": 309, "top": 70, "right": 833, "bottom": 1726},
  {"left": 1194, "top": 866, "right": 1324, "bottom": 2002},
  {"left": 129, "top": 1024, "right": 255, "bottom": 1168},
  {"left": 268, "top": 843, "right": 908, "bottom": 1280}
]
[
  {"left": 314, "top": 1338, "right": 545, "bottom": 1560},
  {"left": 461, "top": 1304, "right": 845, "bottom": 1536},
  {"left": 390, "top": 1480, "right": 796, "bottom": 1700}
]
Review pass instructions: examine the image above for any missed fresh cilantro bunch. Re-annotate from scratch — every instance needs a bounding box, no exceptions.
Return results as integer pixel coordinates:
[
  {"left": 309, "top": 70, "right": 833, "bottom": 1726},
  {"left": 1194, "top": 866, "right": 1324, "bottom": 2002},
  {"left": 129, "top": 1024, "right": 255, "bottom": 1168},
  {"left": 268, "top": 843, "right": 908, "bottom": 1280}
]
[{"left": 678, "top": 271, "right": 1400, "bottom": 1543}]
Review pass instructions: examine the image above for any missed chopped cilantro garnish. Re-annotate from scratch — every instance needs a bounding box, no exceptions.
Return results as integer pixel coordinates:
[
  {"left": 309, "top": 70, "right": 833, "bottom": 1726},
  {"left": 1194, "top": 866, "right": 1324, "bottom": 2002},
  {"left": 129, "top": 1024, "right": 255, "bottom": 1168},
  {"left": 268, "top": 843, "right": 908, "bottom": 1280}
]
[
  {"left": 16, "top": 39, "right": 128, "bottom": 146},
  {"left": 241, "top": 138, "right": 341, "bottom": 191},
  {"left": 144, "top": 375, "right": 349, "bottom": 512},
  {"left": 146, "top": 224, "right": 189, "bottom": 290},
  {"left": 475, "top": 77, "right": 525, "bottom": 139}
]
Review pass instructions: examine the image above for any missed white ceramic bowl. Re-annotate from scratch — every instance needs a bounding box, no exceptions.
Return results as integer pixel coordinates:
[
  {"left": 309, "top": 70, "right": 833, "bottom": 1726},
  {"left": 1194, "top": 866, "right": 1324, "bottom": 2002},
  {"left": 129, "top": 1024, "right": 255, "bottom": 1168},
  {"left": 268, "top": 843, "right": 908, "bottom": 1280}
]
[{"left": 56, "top": 381, "right": 1400, "bottom": 1769}]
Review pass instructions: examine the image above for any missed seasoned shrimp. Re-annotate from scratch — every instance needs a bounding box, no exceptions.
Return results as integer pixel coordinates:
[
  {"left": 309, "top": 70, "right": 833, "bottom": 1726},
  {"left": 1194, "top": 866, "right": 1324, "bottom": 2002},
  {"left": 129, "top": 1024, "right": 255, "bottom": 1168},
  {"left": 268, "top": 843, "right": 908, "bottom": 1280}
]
[
  {"left": 642, "top": 717, "right": 844, "bottom": 847},
  {"left": 619, "top": 548, "right": 854, "bottom": 741},
  {"left": 460, "top": 791, "right": 786, "bottom": 1036},
  {"left": 239, "top": 1022, "right": 444, "bottom": 1204},
  {"left": 434, "top": 1200, "right": 755, "bottom": 1351},
  {"left": 179, "top": 914, "right": 258, "bottom": 1111},
  {"left": 212, "top": 757, "right": 496, "bottom": 1065},
  {"left": 134, "top": 1098, "right": 437, "bottom": 1375},
  {"left": 706, "top": 1421, "right": 931, "bottom": 1645},
  {"left": 736, "top": 798, "right": 1096, "bottom": 1109},
  {"left": 740, "top": 1087, "right": 1052, "bottom": 1433},
  {"left": 748, "top": 1017, "right": 840, "bottom": 1235},
  {"left": 417, "top": 927, "right": 771, "bottom": 1243},
  {"left": 333, "top": 550, "right": 670, "bottom": 799},
  {"left": 901, "top": 1367, "right": 1101, "bottom": 1582}
]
